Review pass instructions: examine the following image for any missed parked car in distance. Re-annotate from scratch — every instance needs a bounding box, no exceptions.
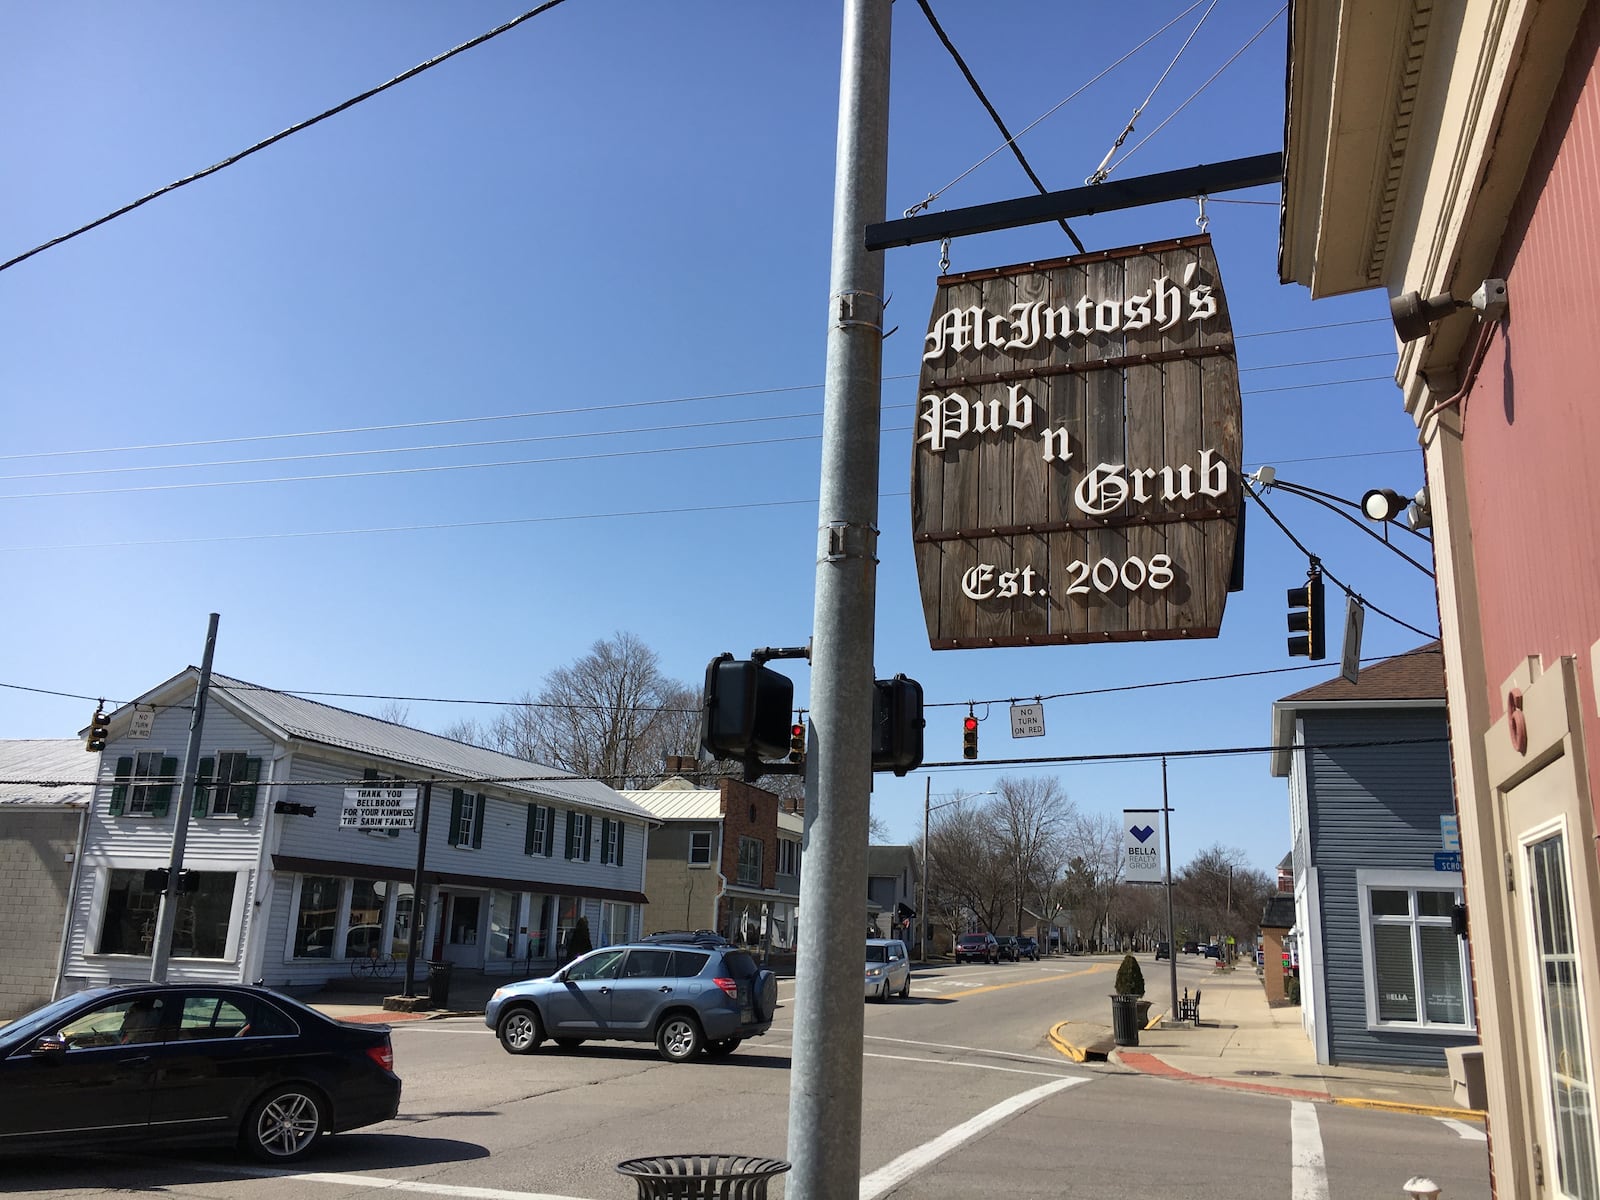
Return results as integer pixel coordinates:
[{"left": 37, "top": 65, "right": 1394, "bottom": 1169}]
[
  {"left": 1155, "top": 941, "right": 1171, "bottom": 960},
  {"left": 995, "top": 936, "right": 1021, "bottom": 962},
  {"left": 864, "top": 938, "right": 911, "bottom": 1002},
  {"left": 954, "top": 932, "right": 1000, "bottom": 964},
  {"left": 1204, "top": 943, "right": 1222, "bottom": 958},
  {"left": 0, "top": 984, "right": 400, "bottom": 1163},
  {"left": 487, "top": 939, "right": 777, "bottom": 1063},
  {"left": 1182, "top": 941, "right": 1200, "bottom": 955},
  {"left": 1016, "top": 936, "right": 1040, "bottom": 961}
]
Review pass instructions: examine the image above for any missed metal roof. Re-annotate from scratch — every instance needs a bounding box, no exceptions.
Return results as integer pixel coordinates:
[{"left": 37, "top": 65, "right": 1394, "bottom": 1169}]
[
  {"left": 0, "top": 739, "right": 96, "bottom": 807},
  {"left": 121, "top": 672, "right": 652, "bottom": 822},
  {"left": 619, "top": 786, "right": 723, "bottom": 821}
]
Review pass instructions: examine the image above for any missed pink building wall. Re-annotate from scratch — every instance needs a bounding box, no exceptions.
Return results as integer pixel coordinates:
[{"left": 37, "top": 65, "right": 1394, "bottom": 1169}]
[{"left": 1461, "top": 3, "right": 1600, "bottom": 842}]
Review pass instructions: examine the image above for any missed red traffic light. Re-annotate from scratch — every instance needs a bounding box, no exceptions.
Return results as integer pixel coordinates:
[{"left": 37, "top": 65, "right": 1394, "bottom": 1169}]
[{"left": 963, "top": 716, "right": 978, "bottom": 732}]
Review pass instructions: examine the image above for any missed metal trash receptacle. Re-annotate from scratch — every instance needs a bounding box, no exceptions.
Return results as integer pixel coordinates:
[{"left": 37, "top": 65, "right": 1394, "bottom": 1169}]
[
  {"left": 426, "top": 960, "right": 453, "bottom": 1009},
  {"left": 616, "top": 1154, "right": 791, "bottom": 1199},
  {"left": 1110, "top": 993, "right": 1141, "bottom": 1046}
]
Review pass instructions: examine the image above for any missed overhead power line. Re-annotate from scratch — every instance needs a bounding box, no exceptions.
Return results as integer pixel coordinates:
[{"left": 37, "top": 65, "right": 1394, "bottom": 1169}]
[
  {"left": 0, "top": 1, "right": 572, "bottom": 275},
  {"left": 914, "top": 0, "right": 1085, "bottom": 252}
]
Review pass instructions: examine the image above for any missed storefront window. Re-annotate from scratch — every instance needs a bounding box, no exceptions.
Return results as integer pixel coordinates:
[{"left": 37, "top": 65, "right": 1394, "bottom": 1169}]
[
  {"left": 294, "top": 876, "right": 342, "bottom": 957},
  {"left": 556, "top": 896, "right": 581, "bottom": 957},
  {"left": 96, "top": 869, "right": 235, "bottom": 958},
  {"left": 490, "top": 890, "right": 515, "bottom": 959},
  {"left": 390, "top": 883, "right": 415, "bottom": 960},
  {"left": 1362, "top": 876, "right": 1468, "bottom": 1029},
  {"left": 346, "top": 879, "right": 387, "bottom": 959},
  {"left": 524, "top": 894, "right": 551, "bottom": 959},
  {"left": 98, "top": 869, "right": 162, "bottom": 955}
]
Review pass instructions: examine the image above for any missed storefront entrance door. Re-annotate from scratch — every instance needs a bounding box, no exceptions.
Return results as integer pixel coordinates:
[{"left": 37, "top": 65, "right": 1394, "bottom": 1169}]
[{"left": 442, "top": 892, "right": 484, "bottom": 967}]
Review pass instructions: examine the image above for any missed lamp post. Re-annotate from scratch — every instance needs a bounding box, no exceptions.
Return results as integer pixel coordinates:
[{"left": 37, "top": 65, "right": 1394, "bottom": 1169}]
[{"left": 920, "top": 782, "right": 995, "bottom": 961}]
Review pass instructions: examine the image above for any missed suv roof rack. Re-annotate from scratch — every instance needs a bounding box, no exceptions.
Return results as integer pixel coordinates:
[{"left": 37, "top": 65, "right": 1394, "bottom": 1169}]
[{"left": 638, "top": 929, "right": 731, "bottom": 946}]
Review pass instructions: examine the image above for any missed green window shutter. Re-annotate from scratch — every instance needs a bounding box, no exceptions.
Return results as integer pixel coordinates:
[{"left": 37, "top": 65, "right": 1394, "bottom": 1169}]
[
  {"left": 472, "top": 794, "right": 486, "bottom": 849},
  {"left": 193, "top": 757, "right": 214, "bottom": 818},
  {"left": 525, "top": 805, "right": 538, "bottom": 855},
  {"left": 602, "top": 819, "right": 613, "bottom": 862},
  {"left": 617, "top": 821, "right": 625, "bottom": 868},
  {"left": 448, "top": 789, "right": 465, "bottom": 847},
  {"left": 151, "top": 756, "right": 179, "bottom": 817},
  {"left": 363, "top": 767, "right": 379, "bottom": 782},
  {"left": 544, "top": 806, "right": 555, "bottom": 856},
  {"left": 582, "top": 814, "right": 592, "bottom": 862},
  {"left": 238, "top": 757, "right": 261, "bottom": 817},
  {"left": 109, "top": 755, "right": 133, "bottom": 816},
  {"left": 565, "top": 811, "right": 577, "bottom": 859}
]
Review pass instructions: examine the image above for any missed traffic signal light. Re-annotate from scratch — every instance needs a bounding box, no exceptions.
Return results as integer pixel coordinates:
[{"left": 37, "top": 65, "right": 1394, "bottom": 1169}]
[
  {"left": 789, "top": 721, "right": 806, "bottom": 763},
  {"left": 1287, "top": 567, "right": 1326, "bottom": 659},
  {"left": 871, "top": 675, "right": 925, "bottom": 776},
  {"left": 700, "top": 653, "right": 795, "bottom": 762},
  {"left": 86, "top": 707, "right": 109, "bottom": 752},
  {"left": 962, "top": 714, "right": 979, "bottom": 760}
]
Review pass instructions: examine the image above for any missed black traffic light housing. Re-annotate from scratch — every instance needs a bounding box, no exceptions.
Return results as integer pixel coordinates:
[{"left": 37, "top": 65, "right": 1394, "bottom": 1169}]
[
  {"left": 700, "top": 653, "right": 795, "bottom": 763},
  {"left": 86, "top": 706, "right": 109, "bottom": 752},
  {"left": 871, "top": 674, "right": 925, "bottom": 776},
  {"left": 789, "top": 720, "right": 806, "bottom": 763},
  {"left": 962, "top": 713, "right": 979, "bottom": 760},
  {"left": 1287, "top": 564, "right": 1326, "bottom": 660}
]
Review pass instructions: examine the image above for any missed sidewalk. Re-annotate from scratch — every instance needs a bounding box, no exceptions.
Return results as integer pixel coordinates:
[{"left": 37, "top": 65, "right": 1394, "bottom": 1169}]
[{"left": 1048, "top": 960, "right": 1483, "bottom": 1119}]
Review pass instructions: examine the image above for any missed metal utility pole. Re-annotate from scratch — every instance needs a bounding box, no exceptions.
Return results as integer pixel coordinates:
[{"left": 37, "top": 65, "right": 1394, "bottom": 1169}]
[
  {"left": 150, "top": 612, "right": 219, "bottom": 982},
  {"left": 401, "top": 780, "right": 435, "bottom": 999},
  {"left": 1162, "top": 758, "right": 1178, "bottom": 1020},
  {"left": 921, "top": 777, "right": 931, "bottom": 961},
  {"left": 786, "top": 1, "right": 891, "bottom": 1196}
]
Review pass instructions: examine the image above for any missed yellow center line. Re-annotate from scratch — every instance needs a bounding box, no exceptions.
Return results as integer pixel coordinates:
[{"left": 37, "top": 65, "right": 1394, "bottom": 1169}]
[{"left": 945, "top": 961, "right": 1115, "bottom": 1000}]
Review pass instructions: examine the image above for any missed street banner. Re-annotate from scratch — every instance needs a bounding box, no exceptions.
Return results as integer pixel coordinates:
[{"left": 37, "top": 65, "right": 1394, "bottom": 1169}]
[{"left": 1122, "top": 808, "right": 1163, "bottom": 883}]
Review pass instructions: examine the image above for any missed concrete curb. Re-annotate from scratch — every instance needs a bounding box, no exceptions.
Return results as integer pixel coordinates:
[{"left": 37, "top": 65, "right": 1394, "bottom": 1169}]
[
  {"left": 1330, "top": 1096, "right": 1487, "bottom": 1122},
  {"left": 1048, "top": 1020, "right": 1111, "bottom": 1063}
]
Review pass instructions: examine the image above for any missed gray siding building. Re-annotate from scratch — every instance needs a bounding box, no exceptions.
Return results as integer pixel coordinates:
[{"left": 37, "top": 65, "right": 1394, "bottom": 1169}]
[{"left": 1271, "top": 643, "right": 1476, "bottom": 1068}]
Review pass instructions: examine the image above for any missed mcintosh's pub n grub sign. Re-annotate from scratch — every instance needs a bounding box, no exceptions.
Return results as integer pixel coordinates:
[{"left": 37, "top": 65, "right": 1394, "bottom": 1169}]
[{"left": 912, "top": 233, "right": 1243, "bottom": 649}]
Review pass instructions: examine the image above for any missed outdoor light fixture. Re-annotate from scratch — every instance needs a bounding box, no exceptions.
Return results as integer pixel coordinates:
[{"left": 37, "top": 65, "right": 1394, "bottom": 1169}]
[
  {"left": 1362, "top": 486, "right": 1431, "bottom": 530},
  {"left": 1390, "top": 278, "right": 1508, "bottom": 342},
  {"left": 1361, "top": 488, "right": 1409, "bottom": 522}
]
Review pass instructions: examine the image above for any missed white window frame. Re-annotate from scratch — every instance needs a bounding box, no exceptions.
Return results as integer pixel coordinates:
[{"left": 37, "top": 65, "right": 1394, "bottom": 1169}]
[
  {"left": 86, "top": 863, "right": 245, "bottom": 962},
  {"left": 530, "top": 805, "right": 552, "bottom": 856},
  {"left": 778, "top": 838, "right": 799, "bottom": 877},
  {"left": 689, "top": 829, "right": 713, "bottom": 867},
  {"left": 209, "top": 751, "right": 253, "bottom": 817},
  {"left": 601, "top": 818, "right": 622, "bottom": 866},
  {"left": 127, "top": 750, "right": 169, "bottom": 815},
  {"left": 1355, "top": 867, "right": 1473, "bottom": 1033}
]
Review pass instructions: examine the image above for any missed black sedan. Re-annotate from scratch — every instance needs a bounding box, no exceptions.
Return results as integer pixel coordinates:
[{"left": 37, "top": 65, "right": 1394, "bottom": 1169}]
[{"left": 0, "top": 984, "right": 400, "bottom": 1162}]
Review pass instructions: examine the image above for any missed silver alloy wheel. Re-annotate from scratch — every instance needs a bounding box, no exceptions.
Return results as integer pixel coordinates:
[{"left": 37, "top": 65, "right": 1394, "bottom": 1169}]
[
  {"left": 657, "top": 1015, "right": 702, "bottom": 1062},
  {"left": 497, "top": 1007, "right": 543, "bottom": 1054},
  {"left": 249, "top": 1088, "right": 322, "bottom": 1160}
]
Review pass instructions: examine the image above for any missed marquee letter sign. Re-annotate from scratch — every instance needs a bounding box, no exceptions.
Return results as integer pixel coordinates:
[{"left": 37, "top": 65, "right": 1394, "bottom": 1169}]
[{"left": 911, "top": 234, "right": 1244, "bottom": 649}]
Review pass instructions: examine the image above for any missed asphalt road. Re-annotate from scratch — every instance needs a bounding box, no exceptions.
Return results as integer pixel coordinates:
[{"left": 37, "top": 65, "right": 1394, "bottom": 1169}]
[{"left": 1, "top": 957, "right": 1491, "bottom": 1199}]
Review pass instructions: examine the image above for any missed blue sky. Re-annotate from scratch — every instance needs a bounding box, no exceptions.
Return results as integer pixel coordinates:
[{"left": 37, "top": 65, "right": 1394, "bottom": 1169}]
[{"left": 1, "top": 2, "right": 1437, "bottom": 875}]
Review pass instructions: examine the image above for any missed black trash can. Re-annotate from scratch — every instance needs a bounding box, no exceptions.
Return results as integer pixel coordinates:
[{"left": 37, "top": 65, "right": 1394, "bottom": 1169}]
[
  {"left": 616, "top": 1154, "right": 791, "bottom": 1199},
  {"left": 1110, "top": 993, "right": 1141, "bottom": 1047},
  {"left": 426, "top": 960, "right": 453, "bottom": 1009}
]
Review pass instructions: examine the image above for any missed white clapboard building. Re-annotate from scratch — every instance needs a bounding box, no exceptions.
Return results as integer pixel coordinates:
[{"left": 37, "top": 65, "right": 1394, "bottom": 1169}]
[{"left": 59, "top": 669, "right": 651, "bottom": 996}]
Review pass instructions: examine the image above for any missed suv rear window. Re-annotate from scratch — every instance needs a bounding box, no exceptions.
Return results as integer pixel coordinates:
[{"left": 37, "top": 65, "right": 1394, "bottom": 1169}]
[{"left": 719, "top": 950, "right": 759, "bottom": 979}]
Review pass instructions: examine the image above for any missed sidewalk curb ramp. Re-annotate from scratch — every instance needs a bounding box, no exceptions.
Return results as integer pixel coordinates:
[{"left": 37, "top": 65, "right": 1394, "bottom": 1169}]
[{"left": 1048, "top": 1020, "right": 1114, "bottom": 1063}]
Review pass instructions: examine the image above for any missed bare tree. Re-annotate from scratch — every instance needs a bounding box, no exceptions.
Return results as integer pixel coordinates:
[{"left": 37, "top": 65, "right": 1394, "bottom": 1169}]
[
  {"left": 463, "top": 633, "right": 701, "bottom": 788},
  {"left": 374, "top": 701, "right": 411, "bottom": 726},
  {"left": 1062, "top": 811, "right": 1124, "bottom": 951},
  {"left": 924, "top": 798, "right": 1008, "bottom": 935},
  {"left": 992, "top": 775, "right": 1076, "bottom": 936},
  {"left": 1176, "top": 844, "right": 1271, "bottom": 954}
]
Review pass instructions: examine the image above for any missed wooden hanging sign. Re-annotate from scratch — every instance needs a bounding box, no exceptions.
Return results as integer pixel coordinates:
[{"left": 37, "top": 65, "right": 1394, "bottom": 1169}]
[{"left": 911, "top": 233, "right": 1243, "bottom": 649}]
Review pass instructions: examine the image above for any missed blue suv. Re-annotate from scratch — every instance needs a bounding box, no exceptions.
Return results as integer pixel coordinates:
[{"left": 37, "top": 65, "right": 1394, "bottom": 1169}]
[{"left": 486, "top": 940, "right": 778, "bottom": 1063}]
